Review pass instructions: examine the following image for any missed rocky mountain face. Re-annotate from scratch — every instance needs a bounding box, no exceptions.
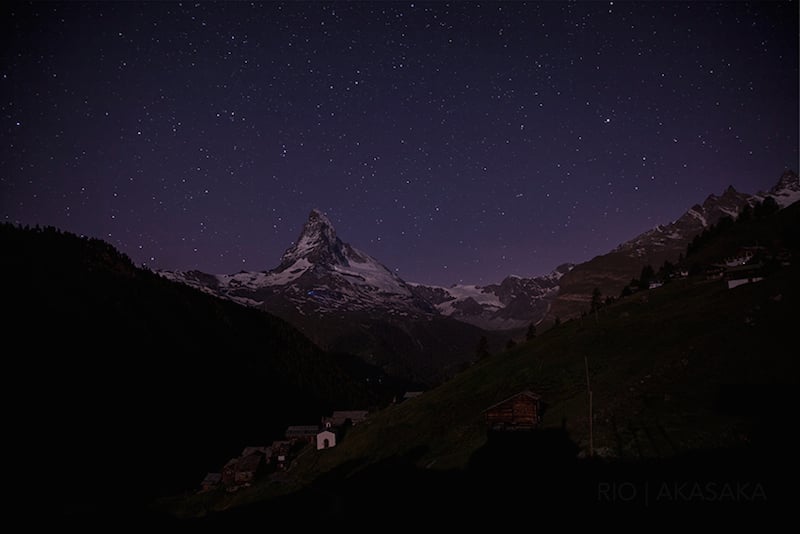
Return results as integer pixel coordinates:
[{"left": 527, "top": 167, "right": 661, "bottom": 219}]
[{"left": 547, "top": 170, "right": 800, "bottom": 321}]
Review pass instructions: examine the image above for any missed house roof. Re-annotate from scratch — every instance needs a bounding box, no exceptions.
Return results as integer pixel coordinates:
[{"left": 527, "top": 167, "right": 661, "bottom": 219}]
[
  {"left": 285, "top": 425, "right": 320, "bottom": 437},
  {"left": 223, "top": 458, "right": 239, "bottom": 469},
  {"left": 242, "top": 446, "right": 270, "bottom": 457},
  {"left": 237, "top": 453, "right": 263, "bottom": 472},
  {"left": 482, "top": 390, "right": 541, "bottom": 413}
]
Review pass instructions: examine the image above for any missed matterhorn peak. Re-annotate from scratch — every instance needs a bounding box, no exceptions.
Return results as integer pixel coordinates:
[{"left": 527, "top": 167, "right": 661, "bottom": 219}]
[
  {"left": 275, "top": 209, "right": 350, "bottom": 270},
  {"left": 303, "top": 208, "right": 338, "bottom": 242},
  {"left": 308, "top": 207, "right": 334, "bottom": 226}
]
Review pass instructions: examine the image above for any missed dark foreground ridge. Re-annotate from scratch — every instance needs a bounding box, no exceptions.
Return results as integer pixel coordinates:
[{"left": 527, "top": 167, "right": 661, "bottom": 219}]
[{"left": 188, "top": 430, "right": 788, "bottom": 526}]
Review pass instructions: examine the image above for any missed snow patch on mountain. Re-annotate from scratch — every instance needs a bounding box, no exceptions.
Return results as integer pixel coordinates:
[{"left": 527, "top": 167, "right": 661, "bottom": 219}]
[
  {"left": 409, "top": 263, "right": 573, "bottom": 330},
  {"left": 432, "top": 285, "right": 504, "bottom": 315},
  {"left": 687, "top": 208, "right": 708, "bottom": 227}
]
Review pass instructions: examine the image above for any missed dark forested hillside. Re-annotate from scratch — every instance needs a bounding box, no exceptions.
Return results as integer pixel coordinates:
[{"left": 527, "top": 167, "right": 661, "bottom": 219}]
[{"left": 1, "top": 224, "right": 382, "bottom": 522}]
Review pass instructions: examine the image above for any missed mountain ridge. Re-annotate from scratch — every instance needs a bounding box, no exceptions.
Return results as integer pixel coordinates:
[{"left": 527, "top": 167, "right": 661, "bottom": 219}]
[
  {"left": 161, "top": 211, "right": 574, "bottom": 331},
  {"left": 162, "top": 170, "right": 798, "bottom": 329},
  {"left": 547, "top": 170, "right": 799, "bottom": 320}
]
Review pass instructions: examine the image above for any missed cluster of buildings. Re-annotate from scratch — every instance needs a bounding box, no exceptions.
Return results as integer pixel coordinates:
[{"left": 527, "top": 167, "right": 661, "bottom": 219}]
[
  {"left": 199, "top": 410, "right": 369, "bottom": 493},
  {"left": 705, "top": 245, "right": 791, "bottom": 289}
]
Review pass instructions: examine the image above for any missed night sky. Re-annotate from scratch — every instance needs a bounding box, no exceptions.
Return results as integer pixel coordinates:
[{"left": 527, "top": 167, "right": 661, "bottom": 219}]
[{"left": 1, "top": 2, "right": 797, "bottom": 286}]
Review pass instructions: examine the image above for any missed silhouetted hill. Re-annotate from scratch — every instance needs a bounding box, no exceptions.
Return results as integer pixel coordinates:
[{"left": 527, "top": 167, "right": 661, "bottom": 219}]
[{"left": 0, "top": 223, "right": 385, "bottom": 523}]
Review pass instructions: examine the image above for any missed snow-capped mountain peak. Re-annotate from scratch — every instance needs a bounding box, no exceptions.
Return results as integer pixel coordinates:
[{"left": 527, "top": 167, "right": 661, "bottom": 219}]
[
  {"left": 278, "top": 209, "right": 351, "bottom": 270},
  {"left": 276, "top": 209, "right": 397, "bottom": 281},
  {"left": 163, "top": 209, "right": 433, "bottom": 315},
  {"left": 764, "top": 169, "right": 800, "bottom": 208}
]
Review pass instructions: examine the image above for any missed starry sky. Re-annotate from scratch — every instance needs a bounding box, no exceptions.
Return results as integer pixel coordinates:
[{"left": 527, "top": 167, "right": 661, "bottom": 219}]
[{"left": 1, "top": 2, "right": 797, "bottom": 286}]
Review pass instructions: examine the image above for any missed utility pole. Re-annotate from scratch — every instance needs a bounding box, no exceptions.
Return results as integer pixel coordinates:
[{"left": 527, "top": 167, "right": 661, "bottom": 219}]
[{"left": 585, "top": 355, "right": 593, "bottom": 457}]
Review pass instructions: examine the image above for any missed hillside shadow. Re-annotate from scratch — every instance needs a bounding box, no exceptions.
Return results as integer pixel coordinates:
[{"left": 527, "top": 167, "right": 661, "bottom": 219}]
[
  {"left": 467, "top": 428, "right": 589, "bottom": 504},
  {"left": 469, "top": 427, "right": 580, "bottom": 471},
  {"left": 181, "top": 437, "right": 796, "bottom": 527}
]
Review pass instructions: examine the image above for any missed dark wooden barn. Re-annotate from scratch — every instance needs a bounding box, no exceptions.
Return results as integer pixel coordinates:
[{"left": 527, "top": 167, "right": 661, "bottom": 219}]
[{"left": 483, "top": 390, "right": 542, "bottom": 430}]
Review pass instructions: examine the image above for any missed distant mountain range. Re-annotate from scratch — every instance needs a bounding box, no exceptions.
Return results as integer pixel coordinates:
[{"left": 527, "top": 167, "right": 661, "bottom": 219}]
[
  {"left": 162, "top": 209, "right": 573, "bottom": 332},
  {"left": 409, "top": 266, "right": 572, "bottom": 330},
  {"left": 161, "top": 170, "right": 799, "bottom": 377},
  {"left": 163, "top": 170, "right": 798, "bottom": 324}
]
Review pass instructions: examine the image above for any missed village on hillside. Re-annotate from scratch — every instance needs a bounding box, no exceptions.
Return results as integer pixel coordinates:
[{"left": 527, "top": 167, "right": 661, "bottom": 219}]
[
  {"left": 703, "top": 245, "right": 791, "bottom": 289},
  {"left": 617, "top": 244, "right": 792, "bottom": 298},
  {"left": 198, "top": 409, "right": 370, "bottom": 493},
  {"left": 197, "top": 391, "right": 422, "bottom": 494},
  {"left": 196, "top": 388, "right": 550, "bottom": 494}
]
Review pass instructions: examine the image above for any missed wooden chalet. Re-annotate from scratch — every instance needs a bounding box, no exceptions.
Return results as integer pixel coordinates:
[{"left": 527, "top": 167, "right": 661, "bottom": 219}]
[{"left": 483, "top": 390, "right": 542, "bottom": 431}]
